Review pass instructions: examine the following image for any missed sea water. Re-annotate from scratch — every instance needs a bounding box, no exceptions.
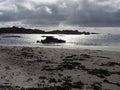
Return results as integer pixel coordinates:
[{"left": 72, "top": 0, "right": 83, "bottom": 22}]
[{"left": 0, "top": 33, "right": 120, "bottom": 51}]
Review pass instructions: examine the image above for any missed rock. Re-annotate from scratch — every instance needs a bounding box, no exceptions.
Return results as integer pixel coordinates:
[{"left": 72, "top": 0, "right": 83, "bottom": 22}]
[
  {"left": 41, "top": 36, "right": 66, "bottom": 44},
  {"left": 36, "top": 40, "right": 40, "bottom": 43}
]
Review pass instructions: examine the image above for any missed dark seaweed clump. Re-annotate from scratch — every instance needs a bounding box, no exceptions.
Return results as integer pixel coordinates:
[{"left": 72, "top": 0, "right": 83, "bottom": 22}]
[
  {"left": 91, "top": 82, "right": 102, "bottom": 90},
  {"left": 87, "top": 69, "right": 111, "bottom": 78}
]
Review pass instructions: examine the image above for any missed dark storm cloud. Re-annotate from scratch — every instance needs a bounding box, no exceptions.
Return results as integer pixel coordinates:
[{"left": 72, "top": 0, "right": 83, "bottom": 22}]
[
  {"left": 66, "top": 0, "right": 120, "bottom": 26},
  {"left": 0, "top": 0, "right": 120, "bottom": 27}
]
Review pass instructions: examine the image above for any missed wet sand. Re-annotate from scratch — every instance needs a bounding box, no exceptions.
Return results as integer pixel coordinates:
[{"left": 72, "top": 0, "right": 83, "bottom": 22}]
[{"left": 0, "top": 46, "right": 120, "bottom": 90}]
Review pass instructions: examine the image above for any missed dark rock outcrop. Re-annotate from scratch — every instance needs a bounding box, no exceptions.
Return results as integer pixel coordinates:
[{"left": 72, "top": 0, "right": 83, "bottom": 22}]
[{"left": 40, "top": 36, "right": 66, "bottom": 44}]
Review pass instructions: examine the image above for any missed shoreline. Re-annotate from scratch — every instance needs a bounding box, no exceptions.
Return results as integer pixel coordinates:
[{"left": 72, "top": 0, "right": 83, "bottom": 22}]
[
  {"left": 0, "top": 45, "right": 120, "bottom": 90},
  {"left": 0, "top": 44, "right": 120, "bottom": 52}
]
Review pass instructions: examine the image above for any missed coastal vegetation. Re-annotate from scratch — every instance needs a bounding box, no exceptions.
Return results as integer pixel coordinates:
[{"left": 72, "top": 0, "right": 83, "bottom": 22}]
[{"left": 0, "top": 26, "right": 98, "bottom": 35}]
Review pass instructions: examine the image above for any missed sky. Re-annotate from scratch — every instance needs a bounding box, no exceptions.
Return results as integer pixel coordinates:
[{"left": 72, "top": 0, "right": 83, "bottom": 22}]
[{"left": 0, "top": 0, "right": 120, "bottom": 28}]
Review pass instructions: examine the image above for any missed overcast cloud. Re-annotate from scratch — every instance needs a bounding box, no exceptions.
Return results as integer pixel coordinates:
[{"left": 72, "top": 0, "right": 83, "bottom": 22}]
[{"left": 0, "top": 0, "right": 120, "bottom": 27}]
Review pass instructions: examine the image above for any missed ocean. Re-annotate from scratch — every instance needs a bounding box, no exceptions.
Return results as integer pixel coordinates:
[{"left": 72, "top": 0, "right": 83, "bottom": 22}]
[{"left": 0, "top": 32, "right": 120, "bottom": 51}]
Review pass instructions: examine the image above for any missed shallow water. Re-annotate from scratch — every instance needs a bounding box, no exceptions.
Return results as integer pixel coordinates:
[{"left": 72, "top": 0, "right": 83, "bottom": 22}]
[{"left": 0, "top": 34, "right": 120, "bottom": 51}]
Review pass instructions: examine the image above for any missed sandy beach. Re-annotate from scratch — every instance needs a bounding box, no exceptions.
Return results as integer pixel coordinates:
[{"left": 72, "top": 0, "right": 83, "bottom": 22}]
[{"left": 0, "top": 46, "right": 120, "bottom": 90}]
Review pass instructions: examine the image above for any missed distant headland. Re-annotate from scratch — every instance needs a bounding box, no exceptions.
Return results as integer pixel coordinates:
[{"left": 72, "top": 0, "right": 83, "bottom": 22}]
[{"left": 0, "top": 26, "right": 98, "bottom": 35}]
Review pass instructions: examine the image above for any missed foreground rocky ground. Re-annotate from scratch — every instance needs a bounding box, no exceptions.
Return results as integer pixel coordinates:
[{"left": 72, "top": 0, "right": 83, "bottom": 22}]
[{"left": 0, "top": 46, "right": 120, "bottom": 90}]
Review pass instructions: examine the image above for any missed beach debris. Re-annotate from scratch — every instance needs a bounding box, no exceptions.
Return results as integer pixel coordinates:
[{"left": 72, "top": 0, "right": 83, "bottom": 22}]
[
  {"left": 0, "top": 85, "right": 14, "bottom": 90},
  {"left": 104, "top": 79, "right": 120, "bottom": 87},
  {"left": 91, "top": 82, "right": 102, "bottom": 90},
  {"left": 96, "top": 56, "right": 110, "bottom": 59},
  {"left": 49, "top": 78, "right": 57, "bottom": 83},
  {"left": 87, "top": 69, "right": 111, "bottom": 78},
  {"left": 80, "top": 54, "right": 91, "bottom": 59},
  {"left": 72, "top": 81, "right": 84, "bottom": 89},
  {"left": 58, "top": 61, "right": 85, "bottom": 70},
  {"left": 100, "top": 62, "right": 120, "bottom": 66}
]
